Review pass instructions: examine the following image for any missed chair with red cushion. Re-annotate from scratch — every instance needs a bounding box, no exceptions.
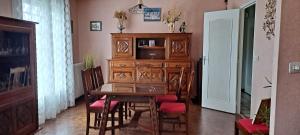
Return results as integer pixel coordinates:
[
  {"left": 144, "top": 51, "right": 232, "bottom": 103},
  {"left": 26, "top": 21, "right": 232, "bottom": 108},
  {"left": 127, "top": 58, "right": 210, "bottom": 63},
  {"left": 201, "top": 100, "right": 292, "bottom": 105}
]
[
  {"left": 156, "top": 67, "right": 185, "bottom": 103},
  {"left": 158, "top": 70, "right": 195, "bottom": 135},
  {"left": 235, "top": 98, "right": 271, "bottom": 135},
  {"left": 235, "top": 118, "right": 269, "bottom": 135},
  {"left": 81, "top": 68, "right": 121, "bottom": 135}
]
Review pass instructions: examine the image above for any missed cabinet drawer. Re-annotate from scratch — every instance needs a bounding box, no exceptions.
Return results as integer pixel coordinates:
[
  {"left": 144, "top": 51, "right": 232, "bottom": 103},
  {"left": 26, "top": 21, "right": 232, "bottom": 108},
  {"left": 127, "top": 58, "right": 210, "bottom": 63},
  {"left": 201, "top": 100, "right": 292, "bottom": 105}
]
[
  {"left": 111, "top": 61, "right": 135, "bottom": 68},
  {"left": 110, "top": 68, "right": 135, "bottom": 83},
  {"left": 136, "top": 61, "right": 164, "bottom": 68},
  {"left": 166, "top": 62, "right": 190, "bottom": 68}
]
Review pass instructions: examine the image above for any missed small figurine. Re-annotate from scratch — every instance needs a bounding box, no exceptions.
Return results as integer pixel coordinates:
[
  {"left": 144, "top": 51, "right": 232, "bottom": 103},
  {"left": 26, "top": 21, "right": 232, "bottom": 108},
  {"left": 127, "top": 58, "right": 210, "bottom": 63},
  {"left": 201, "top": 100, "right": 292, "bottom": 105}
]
[{"left": 179, "top": 21, "right": 186, "bottom": 33}]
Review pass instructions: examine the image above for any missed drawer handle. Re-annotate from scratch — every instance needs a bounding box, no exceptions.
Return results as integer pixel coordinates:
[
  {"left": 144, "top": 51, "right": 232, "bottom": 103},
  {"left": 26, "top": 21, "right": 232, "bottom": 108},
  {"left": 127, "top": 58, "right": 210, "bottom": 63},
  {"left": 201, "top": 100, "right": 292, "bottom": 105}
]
[{"left": 119, "top": 64, "right": 126, "bottom": 67}]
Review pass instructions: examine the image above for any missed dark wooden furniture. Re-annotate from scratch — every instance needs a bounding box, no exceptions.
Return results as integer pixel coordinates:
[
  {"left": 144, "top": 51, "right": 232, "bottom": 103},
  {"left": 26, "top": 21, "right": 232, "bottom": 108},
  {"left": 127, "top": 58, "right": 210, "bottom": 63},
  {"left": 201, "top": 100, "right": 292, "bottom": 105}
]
[
  {"left": 155, "top": 67, "right": 185, "bottom": 103},
  {"left": 81, "top": 68, "right": 122, "bottom": 135},
  {"left": 109, "top": 33, "right": 192, "bottom": 95},
  {"left": 0, "top": 16, "right": 37, "bottom": 135},
  {"left": 91, "top": 83, "right": 168, "bottom": 135},
  {"left": 158, "top": 70, "right": 195, "bottom": 135}
]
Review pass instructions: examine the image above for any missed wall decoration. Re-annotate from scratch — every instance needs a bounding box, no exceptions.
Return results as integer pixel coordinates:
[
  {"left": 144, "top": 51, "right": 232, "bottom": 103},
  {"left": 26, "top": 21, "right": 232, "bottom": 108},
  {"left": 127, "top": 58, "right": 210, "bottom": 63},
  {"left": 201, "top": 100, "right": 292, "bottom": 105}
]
[
  {"left": 90, "top": 21, "right": 102, "bottom": 31},
  {"left": 113, "top": 10, "right": 127, "bottom": 33},
  {"left": 129, "top": 0, "right": 148, "bottom": 14},
  {"left": 144, "top": 8, "right": 161, "bottom": 21},
  {"left": 162, "top": 8, "right": 182, "bottom": 33},
  {"left": 263, "top": 0, "right": 276, "bottom": 40}
]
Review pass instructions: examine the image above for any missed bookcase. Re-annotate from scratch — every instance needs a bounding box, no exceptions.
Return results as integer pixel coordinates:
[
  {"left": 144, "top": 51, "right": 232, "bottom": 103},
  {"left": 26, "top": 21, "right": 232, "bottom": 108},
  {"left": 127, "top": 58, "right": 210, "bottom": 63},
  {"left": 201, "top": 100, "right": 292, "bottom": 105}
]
[
  {"left": 0, "top": 16, "right": 37, "bottom": 135},
  {"left": 109, "top": 33, "right": 192, "bottom": 94}
]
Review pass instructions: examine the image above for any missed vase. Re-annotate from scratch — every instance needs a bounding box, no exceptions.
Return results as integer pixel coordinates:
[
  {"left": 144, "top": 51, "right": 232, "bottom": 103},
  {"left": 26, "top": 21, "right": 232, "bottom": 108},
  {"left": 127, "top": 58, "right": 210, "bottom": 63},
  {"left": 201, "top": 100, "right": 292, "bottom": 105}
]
[
  {"left": 117, "top": 20, "right": 125, "bottom": 33},
  {"left": 168, "top": 23, "right": 175, "bottom": 33}
]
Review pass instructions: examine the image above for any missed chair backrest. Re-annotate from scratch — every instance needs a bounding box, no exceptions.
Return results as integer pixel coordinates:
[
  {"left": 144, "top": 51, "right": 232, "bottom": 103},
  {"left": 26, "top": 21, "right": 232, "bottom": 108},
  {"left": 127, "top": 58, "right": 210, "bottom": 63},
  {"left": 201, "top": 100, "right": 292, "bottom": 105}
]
[
  {"left": 8, "top": 67, "right": 27, "bottom": 90},
  {"left": 93, "top": 66, "right": 104, "bottom": 88},
  {"left": 81, "top": 68, "right": 96, "bottom": 108},
  {"left": 185, "top": 70, "right": 195, "bottom": 111},
  {"left": 176, "top": 67, "right": 185, "bottom": 99}
]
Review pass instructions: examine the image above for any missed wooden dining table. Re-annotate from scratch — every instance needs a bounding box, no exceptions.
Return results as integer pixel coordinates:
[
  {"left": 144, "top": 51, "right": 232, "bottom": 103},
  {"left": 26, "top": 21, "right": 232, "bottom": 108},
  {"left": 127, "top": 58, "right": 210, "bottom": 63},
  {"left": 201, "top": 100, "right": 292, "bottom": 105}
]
[{"left": 91, "top": 83, "right": 168, "bottom": 135}]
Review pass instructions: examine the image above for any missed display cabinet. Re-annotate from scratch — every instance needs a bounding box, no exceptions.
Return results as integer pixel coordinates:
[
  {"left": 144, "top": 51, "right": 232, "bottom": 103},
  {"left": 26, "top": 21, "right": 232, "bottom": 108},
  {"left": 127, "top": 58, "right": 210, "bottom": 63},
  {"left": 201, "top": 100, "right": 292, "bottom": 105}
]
[{"left": 0, "top": 16, "right": 37, "bottom": 135}]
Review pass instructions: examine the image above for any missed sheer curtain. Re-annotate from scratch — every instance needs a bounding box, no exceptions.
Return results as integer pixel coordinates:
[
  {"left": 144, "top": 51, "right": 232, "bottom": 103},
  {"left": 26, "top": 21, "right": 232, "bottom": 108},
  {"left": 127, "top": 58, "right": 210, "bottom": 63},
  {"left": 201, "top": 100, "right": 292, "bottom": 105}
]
[{"left": 12, "top": 0, "right": 75, "bottom": 124}]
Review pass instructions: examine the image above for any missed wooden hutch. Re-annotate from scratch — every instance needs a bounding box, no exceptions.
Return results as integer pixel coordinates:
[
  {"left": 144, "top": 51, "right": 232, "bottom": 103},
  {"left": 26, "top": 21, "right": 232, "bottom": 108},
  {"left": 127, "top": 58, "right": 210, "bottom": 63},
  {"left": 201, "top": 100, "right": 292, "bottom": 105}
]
[
  {"left": 0, "top": 17, "right": 37, "bottom": 134},
  {"left": 108, "top": 33, "right": 192, "bottom": 94}
]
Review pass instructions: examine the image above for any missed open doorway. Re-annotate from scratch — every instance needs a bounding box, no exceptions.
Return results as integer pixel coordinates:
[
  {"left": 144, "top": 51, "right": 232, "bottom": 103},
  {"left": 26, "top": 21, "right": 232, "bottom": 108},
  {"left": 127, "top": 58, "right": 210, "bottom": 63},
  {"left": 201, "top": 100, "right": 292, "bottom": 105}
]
[{"left": 240, "top": 4, "right": 255, "bottom": 117}]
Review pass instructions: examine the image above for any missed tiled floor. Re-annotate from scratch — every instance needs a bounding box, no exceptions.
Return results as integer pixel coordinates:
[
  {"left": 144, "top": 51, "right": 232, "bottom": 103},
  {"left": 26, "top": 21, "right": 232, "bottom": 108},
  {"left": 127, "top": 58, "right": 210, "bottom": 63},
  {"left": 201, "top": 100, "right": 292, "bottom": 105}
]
[{"left": 34, "top": 100, "right": 236, "bottom": 135}]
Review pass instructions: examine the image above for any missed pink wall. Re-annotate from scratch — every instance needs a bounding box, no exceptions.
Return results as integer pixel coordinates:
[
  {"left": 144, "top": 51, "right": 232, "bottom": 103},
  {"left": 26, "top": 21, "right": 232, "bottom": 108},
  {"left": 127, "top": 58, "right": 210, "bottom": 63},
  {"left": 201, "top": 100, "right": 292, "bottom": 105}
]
[
  {"left": 76, "top": 0, "right": 226, "bottom": 84},
  {"left": 229, "top": 0, "right": 275, "bottom": 118},
  {"left": 274, "top": 0, "right": 300, "bottom": 134},
  {"left": 0, "top": 0, "right": 12, "bottom": 17}
]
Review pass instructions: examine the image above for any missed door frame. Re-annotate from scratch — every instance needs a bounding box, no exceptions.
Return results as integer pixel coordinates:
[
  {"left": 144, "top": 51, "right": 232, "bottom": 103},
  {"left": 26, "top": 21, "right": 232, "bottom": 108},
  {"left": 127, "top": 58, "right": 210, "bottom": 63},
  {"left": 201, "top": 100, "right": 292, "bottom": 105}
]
[{"left": 236, "top": 0, "right": 256, "bottom": 114}]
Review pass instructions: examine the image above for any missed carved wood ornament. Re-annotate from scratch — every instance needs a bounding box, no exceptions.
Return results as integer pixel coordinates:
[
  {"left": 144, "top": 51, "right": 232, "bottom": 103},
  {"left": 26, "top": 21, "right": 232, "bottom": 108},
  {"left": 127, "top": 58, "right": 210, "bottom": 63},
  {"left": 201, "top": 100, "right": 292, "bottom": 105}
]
[
  {"left": 263, "top": 0, "right": 276, "bottom": 40},
  {"left": 117, "top": 41, "right": 129, "bottom": 53}
]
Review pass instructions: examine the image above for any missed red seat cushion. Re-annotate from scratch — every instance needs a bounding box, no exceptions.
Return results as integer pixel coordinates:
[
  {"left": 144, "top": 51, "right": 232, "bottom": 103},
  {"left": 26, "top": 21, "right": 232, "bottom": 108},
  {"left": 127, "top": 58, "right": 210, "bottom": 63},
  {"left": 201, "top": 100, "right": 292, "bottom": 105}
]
[
  {"left": 159, "top": 102, "right": 186, "bottom": 113},
  {"left": 90, "top": 100, "right": 119, "bottom": 111},
  {"left": 238, "top": 118, "right": 269, "bottom": 134},
  {"left": 156, "top": 95, "right": 178, "bottom": 103}
]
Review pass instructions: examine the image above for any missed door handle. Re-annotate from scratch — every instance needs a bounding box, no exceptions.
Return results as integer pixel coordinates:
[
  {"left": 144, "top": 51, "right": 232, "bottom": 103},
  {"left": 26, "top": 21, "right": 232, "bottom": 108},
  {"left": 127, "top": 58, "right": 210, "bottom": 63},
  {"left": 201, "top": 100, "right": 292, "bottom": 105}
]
[{"left": 203, "top": 56, "right": 208, "bottom": 65}]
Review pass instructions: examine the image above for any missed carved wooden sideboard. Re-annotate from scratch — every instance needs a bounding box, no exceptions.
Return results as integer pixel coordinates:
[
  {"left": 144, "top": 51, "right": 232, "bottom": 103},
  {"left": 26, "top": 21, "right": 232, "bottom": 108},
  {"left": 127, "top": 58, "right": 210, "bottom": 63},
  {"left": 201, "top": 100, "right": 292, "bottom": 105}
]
[{"left": 108, "top": 33, "right": 192, "bottom": 94}]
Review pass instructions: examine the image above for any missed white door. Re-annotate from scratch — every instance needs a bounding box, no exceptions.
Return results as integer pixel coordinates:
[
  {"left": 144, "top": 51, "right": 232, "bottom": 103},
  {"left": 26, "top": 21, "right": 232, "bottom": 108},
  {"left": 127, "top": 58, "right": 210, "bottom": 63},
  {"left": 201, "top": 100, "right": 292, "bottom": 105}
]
[{"left": 202, "top": 9, "right": 240, "bottom": 114}]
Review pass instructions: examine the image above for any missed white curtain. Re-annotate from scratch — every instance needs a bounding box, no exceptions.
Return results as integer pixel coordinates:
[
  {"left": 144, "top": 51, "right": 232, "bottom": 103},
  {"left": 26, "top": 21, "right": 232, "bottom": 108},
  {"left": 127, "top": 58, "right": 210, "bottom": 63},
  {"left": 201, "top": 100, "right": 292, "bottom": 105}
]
[{"left": 12, "top": 0, "right": 75, "bottom": 124}]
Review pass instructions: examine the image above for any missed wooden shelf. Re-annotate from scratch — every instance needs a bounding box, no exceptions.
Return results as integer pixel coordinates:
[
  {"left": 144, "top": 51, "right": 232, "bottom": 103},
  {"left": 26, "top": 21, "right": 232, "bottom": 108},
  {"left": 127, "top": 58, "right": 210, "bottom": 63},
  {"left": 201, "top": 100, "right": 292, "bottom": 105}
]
[{"left": 137, "top": 46, "right": 165, "bottom": 50}]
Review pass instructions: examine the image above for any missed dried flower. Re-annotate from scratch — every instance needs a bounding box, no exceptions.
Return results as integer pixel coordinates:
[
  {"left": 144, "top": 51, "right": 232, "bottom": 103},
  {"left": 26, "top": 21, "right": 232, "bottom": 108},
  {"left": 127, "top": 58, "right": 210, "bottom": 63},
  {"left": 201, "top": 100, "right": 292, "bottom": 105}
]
[
  {"left": 114, "top": 10, "right": 128, "bottom": 21},
  {"left": 162, "top": 8, "right": 182, "bottom": 24}
]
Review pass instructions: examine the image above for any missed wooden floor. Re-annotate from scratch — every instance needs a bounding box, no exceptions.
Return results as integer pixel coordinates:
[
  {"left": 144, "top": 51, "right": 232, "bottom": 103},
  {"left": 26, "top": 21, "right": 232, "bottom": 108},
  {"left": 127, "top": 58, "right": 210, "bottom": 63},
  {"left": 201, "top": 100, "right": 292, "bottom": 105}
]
[{"left": 34, "top": 100, "right": 236, "bottom": 135}]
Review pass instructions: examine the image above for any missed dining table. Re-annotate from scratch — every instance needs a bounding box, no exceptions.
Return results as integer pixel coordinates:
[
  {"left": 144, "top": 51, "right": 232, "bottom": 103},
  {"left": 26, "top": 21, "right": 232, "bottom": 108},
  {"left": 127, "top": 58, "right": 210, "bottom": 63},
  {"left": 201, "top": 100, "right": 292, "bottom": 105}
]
[{"left": 91, "top": 83, "right": 168, "bottom": 135}]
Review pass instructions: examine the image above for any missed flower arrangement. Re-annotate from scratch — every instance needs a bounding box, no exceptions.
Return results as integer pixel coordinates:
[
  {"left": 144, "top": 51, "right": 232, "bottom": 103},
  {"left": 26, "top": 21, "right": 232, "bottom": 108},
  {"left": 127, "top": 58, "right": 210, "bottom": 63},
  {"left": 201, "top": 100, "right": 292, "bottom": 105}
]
[
  {"left": 162, "top": 8, "right": 182, "bottom": 24},
  {"left": 113, "top": 10, "right": 128, "bottom": 21},
  {"left": 113, "top": 10, "right": 127, "bottom": 33},
  {"left": 162, "top": 8, "right": 182, "bottom": 32}
]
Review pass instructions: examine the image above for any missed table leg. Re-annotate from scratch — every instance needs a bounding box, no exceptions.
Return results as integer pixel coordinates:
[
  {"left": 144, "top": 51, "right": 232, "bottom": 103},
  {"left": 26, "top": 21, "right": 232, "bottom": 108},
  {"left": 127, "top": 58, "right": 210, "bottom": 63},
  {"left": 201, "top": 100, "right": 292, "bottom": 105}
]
[
  {"left": 149, "top": 97, "right": 159, "bottom": 135},
  {"left": 98, "top": 96, "right": 112, "bottom": 135}
]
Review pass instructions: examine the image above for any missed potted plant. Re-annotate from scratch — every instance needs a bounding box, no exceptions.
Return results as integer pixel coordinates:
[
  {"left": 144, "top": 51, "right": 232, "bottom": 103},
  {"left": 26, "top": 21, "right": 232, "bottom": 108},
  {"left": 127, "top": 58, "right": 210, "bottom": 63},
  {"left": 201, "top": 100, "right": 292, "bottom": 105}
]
[
  {"left": 83, "top": 55, "right": 94, "bottom": 69},
  {"left": 113, "top": 10, "right": 128, "bottom": 33},
  {"left": 162, "top": 8, "right": 182, "bottom": 33}
]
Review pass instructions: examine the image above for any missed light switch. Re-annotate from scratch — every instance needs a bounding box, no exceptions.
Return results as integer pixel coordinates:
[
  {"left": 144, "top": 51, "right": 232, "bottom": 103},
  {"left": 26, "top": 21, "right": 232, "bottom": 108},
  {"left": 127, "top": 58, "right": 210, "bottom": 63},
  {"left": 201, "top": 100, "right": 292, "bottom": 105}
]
[{"left": 289, "top": 62, "right": 300, "bottom": 74}]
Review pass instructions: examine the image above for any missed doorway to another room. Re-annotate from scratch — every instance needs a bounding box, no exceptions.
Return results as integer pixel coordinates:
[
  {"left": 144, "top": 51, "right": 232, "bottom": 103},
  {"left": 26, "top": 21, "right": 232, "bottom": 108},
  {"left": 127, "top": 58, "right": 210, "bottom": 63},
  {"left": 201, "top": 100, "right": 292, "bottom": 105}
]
[{"left": 240, "top": 4, "right": 255, "bottom": 117}]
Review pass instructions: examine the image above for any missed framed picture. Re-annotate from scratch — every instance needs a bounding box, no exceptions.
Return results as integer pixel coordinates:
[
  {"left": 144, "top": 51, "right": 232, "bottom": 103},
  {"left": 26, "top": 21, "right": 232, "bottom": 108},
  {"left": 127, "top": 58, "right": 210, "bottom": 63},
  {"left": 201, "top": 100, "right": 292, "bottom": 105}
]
[
  {"left": 90, "top": 21, "right": 102, "bottom": 31},
  {"left": 144, "top": 8, "right": 161, "bottom": 22}
]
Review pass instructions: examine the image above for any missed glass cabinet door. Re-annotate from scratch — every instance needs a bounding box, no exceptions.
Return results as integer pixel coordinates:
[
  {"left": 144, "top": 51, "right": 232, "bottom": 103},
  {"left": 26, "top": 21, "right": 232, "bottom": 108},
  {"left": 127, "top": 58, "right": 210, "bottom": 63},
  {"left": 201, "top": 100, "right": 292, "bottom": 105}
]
[{"left": 0, "top": 30, "right": 31, "bottom": 93}]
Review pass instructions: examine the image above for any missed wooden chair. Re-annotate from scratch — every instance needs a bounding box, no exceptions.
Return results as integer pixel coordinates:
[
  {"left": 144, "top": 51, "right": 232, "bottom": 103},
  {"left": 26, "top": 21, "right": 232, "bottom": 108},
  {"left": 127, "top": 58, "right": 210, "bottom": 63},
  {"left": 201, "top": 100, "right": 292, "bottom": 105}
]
[
  {"left": 8, "top": 67, "right": 28, "bottom": 90},
  {"left": 156, "top": 67, "right": 185, "bottom": 103},
  {"left": 235, "top": 98, "right": 271, "bottom": 135},
  {"left": 81, "top": 68, "right": 120, "bottom": 135},
  {"left": 93, "top": 65, "right": 130, "bottom": 120},
  {"left": 158, "top": 70, "right": 195, "bottom": 135}
]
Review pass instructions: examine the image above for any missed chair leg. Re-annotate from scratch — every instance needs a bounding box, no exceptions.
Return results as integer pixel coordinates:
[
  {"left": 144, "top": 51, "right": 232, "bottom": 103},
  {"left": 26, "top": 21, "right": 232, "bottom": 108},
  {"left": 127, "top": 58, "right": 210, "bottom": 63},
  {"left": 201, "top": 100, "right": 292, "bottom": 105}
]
[
  {"left": 129, "top": 102, "right": 132, "bottom": 117},
  {"left": 235, "top": 122, "right": 239, "bottom": 135},
  {"left": 86, "top": 113, "right": 90, "bottom": 135},
  {"left": 93, "top": 113, "right": 98, "bottom": 127},
  {"left": 111, "top": 113, "right": 115, "bottom": 135},
  {"left": 124, "top": 102, "right": 128, "bottom": 120},
  {"left": 119, "top": 103, "right": 124, "bottom": 126},
  {"left": 159, "top": 113, "right": 162, "bottom": 135},
  {"left": 186, "top": 114, "right": 189, "bottom": 135}
]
